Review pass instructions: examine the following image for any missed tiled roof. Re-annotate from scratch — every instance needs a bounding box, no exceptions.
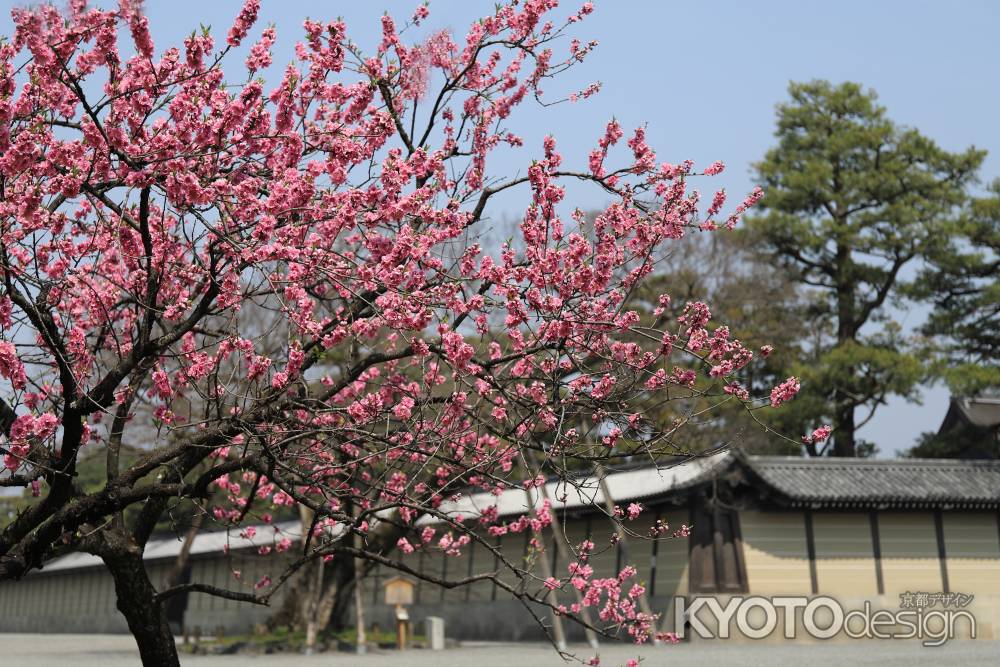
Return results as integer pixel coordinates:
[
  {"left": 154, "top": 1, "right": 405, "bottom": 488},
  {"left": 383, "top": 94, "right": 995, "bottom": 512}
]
[
  {"left": 742, "top": 454, "right": 1000, "bottom": 509},
  {"left": 439, "top": 451, "right": 1000, "bottom": 518},
  {"left": 39, "top": 520, "right": 303, "bottom": 573},
  {"left": 955, "top": 396, "right": 1000, "bottom": 429},
  {"left": 436, "top": 449, "right": 731, "bottom": 521},
  {"left": 33, "top": 452, "right": 1000, "bottom": 574}
]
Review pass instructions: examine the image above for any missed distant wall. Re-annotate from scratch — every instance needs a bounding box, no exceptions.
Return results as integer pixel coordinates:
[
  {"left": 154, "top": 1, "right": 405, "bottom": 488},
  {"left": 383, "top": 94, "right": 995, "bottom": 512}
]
[
  {"left": 2, "top": 507, "right": 997, "bottom": 641},
  {"left": 740, "top": 510, "right": 811, "bottom": 594},
  {"left": 686, "top": 509, "right": 1000, "bottom": 643},
  {"left": 0, "top": 566, "right": 127, "bottom": 633},
  {"left": 0, "top": 551, "right": 282, "bottom": 635},
  {"left": 812, "top": 511, "right": 878, "bottom": 597}
]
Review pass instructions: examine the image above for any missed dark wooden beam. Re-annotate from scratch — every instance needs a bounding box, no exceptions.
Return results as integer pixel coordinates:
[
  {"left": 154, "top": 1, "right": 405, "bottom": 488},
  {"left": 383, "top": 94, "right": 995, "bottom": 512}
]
[
  {"left": 804, "top": 509, "right": 818, "bottom": 595},
  {"left": 869, "top": 510, "right": 884, "bottom": 596},
  {"left": 934, "top": 510, "right": 950, "bottom": 593}
]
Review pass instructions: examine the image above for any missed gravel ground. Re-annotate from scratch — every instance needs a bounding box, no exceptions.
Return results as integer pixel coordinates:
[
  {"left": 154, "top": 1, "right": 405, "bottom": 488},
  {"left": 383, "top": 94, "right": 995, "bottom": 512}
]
[{"left": 2, "top": 634, "right": 997, "bottom": 666}]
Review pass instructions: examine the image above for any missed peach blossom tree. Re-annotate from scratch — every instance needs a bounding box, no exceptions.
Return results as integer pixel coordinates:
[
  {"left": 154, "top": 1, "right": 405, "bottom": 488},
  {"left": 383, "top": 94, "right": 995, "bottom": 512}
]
[{"left": 0, "top": 1, "right": 788, "bottom": 663}]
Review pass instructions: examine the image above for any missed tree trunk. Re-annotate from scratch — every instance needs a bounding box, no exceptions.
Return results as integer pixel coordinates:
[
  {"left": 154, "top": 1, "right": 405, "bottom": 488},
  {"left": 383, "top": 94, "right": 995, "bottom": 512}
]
[
  {"left": 103, "top": 549, "right": 179, "bottom": 666},
  {"left": 163, "top": 511, "right": 205, "bottom": 632},
  {"left": 832, "top": 395, "right": 856, "bottom": 457},
  {"left": 304, "top": 555, "right": 325, "bottom": 653},
  {"left": 833, "top": 243, "right": 859, "bottom": 458},
  {"left": 325, "top": 556, "right": 361, "bottom": 631}
]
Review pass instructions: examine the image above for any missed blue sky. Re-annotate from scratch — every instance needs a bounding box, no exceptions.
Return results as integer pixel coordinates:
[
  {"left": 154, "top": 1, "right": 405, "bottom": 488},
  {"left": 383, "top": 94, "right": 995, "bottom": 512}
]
[{"left": 1, "top": 0, "right": 997, "bottom": 455}]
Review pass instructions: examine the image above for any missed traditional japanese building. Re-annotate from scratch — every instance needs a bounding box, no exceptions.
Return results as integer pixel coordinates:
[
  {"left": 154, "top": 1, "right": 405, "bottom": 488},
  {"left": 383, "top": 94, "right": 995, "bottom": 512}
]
[
  {"left": 368, "top": 451, "right": 1000, "bottom": 642},
  {"left": 933, "top": 396, "right": 1000, "bottom": 458},
  {"left": 2, "top": 452, "right": 999, "bottom": 643}
]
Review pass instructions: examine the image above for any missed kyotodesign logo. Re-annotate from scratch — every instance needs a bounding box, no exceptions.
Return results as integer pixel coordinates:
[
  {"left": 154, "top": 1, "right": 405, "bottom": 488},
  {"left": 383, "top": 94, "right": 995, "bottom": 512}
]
[{"left": 673, "top": 593, "right": 976, "bottom": 646}]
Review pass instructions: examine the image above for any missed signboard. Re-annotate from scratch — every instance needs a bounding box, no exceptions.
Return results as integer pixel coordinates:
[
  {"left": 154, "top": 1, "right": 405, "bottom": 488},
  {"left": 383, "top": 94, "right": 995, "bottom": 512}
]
[{"left": 383, "top": 576, "right": 415, "bottom": 606}]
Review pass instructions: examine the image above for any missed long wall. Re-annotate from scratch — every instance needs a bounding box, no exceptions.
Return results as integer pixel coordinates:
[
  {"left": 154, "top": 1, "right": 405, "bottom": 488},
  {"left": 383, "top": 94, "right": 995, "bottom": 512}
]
[
  {"left": 2, "top": 507, "right": 997, "bottom": 641},
  {"left": 734, "top": 508, "right": 1000, "bottom": 641},
  {"left": 0, "top": 563, "right": 128, "bottom": 633},
  {"left": 0, "top": 549, "right": 281, "bottom": 635}
]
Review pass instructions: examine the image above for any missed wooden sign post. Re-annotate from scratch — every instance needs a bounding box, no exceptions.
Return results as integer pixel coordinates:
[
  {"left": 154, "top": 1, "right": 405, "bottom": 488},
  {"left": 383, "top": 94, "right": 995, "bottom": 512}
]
[{"left": 383, "top": 576, "right": 415, "bottom": 651}]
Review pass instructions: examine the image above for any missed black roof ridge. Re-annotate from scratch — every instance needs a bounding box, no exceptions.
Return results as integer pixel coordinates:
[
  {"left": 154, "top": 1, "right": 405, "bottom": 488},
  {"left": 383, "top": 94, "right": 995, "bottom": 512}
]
[
  {"left": 960, "top": 395, "right": 1000, "bottom": 403},
  {"left": 747, "top": 455, "right": 1000, "bottom": 467}
]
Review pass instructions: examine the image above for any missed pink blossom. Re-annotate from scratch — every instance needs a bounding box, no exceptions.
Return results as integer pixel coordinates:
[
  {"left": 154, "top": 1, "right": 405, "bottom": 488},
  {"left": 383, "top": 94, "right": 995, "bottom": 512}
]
[
  {"left": 703, "top": 160, "right": 725, "bottom": 176},
  {"left": 0, "top": 341, "right": 26, "bottom": 390},
  {"left": 725, "top": 186, "right": 765, "bottom": 229},
  {"left": 227, "top": 0, "right": 260, "bottom": 47},
  {"left": 393, "top": 396, "right": 415, "bottom": 420},
  {"left": 245, "top": 26, "right": 275, "bottom": 70},
  {"left": 803, "top": 424, "right": 833, "bottom": 444},
  {"left": 724, "top": 381, "right": 749, "bottom": 401},
  {"left": 271, "top": 371, "right": 289, "bottom": 389},
  {"left": 246, "top": 354, "right": 271, "bottom": 380},
  {"left": 127, "top": 10, "right": 154, "bottom": 60},
  {"left": 770, "top": 376, "right": 801, "bottom": 408},
  {"left": 151, "top": 369, "right": 172, "bottom": 400},
  {"left": 412, "top": 4, "right": 430, "bottom": 25}
]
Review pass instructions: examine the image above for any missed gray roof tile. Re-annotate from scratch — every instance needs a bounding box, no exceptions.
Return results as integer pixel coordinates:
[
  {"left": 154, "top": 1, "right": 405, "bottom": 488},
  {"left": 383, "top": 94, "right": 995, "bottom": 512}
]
[{"left": 744, "top": 455, "right": 1000, "bottom": 508}]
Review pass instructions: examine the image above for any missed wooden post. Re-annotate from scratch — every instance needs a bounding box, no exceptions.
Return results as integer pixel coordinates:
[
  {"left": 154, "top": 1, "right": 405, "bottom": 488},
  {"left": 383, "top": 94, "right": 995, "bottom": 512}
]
[
  {"left": 395, "top": 605, "right": 408, "bottom": 649},
  {"left": 299, "top": 504, "right": 323, "bottom": 655},
  {"left": 534, "top": 480, "right": 601, "bottom": 649},
  {"left": 594, "top": 463, "right": 661, "bottom": 642},
  {"left": 354, "top": 507, "right": 368, "bottom": 654},
  {"left": 523, "top": 485, "right": 568, "bottom": 651}
]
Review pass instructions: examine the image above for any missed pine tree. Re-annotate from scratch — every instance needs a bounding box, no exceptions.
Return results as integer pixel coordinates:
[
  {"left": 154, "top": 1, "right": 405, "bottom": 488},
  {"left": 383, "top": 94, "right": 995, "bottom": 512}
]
[
  {"left": 746, "top": 81, "right": 984, "bottom": 456},
  {"left": 916, "top": 181, "right": 1000, "bottom": 395}
]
